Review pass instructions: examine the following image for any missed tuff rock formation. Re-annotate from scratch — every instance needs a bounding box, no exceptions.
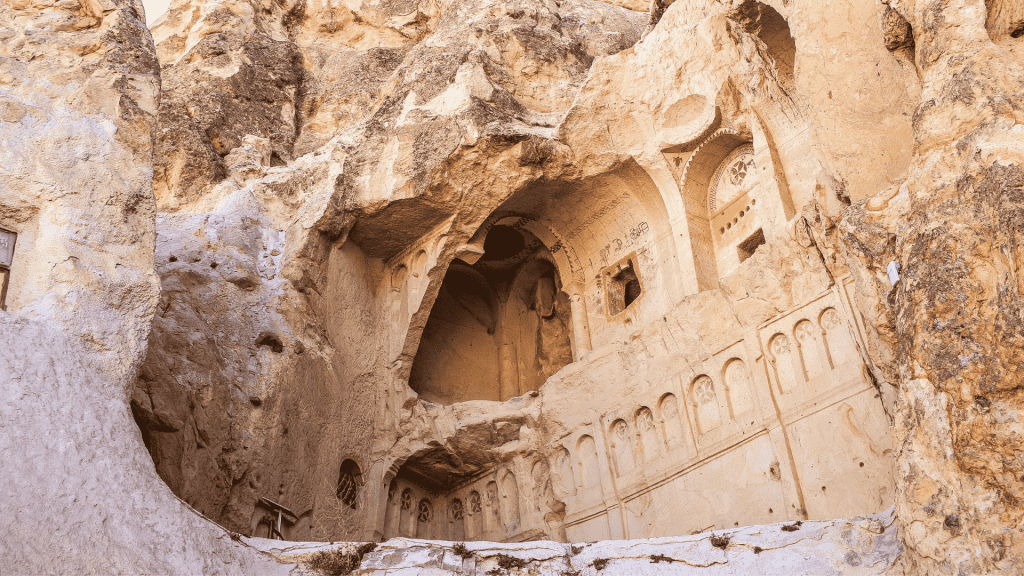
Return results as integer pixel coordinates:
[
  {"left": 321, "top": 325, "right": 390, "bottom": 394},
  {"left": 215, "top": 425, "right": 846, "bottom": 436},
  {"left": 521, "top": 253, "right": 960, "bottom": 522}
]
[{"left": 1, "top": 0, "right": 1023, "bottom": 574}]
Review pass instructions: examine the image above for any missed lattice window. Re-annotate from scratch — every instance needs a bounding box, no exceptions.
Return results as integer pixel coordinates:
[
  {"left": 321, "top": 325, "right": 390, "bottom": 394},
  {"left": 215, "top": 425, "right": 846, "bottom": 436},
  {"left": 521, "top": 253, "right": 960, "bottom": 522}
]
[
  {"left": 401, "top": 488, "right": 413, "bottom": 511},
  {"left": 450, "top": 498, "right": 464, "bottom": 520},
  {"left": 469, "top": 491, "right": 481, "bottom": 515},
  {"left": 417, "top": 499, "right": 433, "bottom": 523},
  {"left": 336, "top": 459, "right": 362, "bottom": 509}
]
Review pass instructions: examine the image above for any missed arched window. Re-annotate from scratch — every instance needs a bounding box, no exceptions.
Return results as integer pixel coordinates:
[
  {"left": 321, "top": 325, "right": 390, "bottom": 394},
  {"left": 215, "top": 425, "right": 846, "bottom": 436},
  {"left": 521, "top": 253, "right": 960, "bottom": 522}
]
[
  {"left": 336, "top": 459, "right": 362, "bottom": 509},
  {"left": 417, "top": 499, "right": 433, "bottom": 523}
]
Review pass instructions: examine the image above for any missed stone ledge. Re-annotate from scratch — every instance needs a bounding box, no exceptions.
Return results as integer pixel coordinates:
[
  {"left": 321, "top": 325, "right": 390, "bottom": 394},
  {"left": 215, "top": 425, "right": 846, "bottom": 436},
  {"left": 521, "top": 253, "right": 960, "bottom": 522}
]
[{"left": 248, "top": 507, "right": 900, "bottom": 575}]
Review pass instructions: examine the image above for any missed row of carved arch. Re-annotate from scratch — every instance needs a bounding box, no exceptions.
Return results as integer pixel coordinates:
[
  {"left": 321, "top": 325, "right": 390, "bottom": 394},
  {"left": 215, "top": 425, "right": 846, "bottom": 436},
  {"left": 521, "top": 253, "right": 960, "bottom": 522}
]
[
  {"left": 382, "top": 471, "right": 522, "bottom": 542},
  {"left": 547, "top": 357, "right": 760, "bottom": 503},
  {"left": 765, "top": 306, "right": 858, "bottom": 395}
]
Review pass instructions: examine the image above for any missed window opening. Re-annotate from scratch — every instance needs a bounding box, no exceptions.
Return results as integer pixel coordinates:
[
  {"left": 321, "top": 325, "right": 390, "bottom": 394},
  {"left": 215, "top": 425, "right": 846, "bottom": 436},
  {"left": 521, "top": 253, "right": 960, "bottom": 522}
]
[
  {"left": 336, "top": 459, "right": 362, "bottom": 509},
  {"left": 451, "top": 498, "right": 464, "bottom": 520},
  {"left": 605, "top": 255, "right": 642, "bottom": 316},
  {"left": 417, "top": 499, "right": 433, "bottom": 523},
  {"left": 0, "top": 228, "right": 15, "bottom": 311},
  {"left": 737, "top": 228, "right": 766, "bottom": 263}
]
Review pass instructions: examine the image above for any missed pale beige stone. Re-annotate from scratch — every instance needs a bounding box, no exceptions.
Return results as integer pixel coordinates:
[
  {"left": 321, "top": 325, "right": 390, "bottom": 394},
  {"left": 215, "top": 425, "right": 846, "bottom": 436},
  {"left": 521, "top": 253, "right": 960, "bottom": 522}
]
[{"left": 2, "top": 0, "right": 1023, "bottom": 572}]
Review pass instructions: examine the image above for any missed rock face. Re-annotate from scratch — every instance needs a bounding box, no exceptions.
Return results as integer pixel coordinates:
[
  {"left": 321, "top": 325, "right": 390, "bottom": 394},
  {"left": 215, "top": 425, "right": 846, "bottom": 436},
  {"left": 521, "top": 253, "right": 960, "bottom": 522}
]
[
  {"left": 1, "top": 0, "right": 1023, "bottom": 573},
  {"left": 839, "top": 2, "right": 1024, "bottom": 573},
  {"left": 0, "top": 0, "right": 287, "bottom": 573}
]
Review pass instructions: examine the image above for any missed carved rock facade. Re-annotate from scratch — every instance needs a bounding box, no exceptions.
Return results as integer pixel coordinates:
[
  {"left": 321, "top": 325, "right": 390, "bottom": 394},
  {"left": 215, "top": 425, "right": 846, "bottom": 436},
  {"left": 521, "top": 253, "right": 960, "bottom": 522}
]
[{"left": 1, "top": 0, "right": 1023, "bottom": 574}]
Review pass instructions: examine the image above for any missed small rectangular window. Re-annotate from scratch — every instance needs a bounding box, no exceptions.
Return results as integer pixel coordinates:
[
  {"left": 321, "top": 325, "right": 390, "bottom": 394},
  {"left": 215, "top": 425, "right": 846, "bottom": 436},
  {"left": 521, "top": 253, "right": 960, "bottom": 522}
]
[
  {"left": 0, "top": 228, "right": 15, "bottom": 311},
  {"left": 604, "top": 254, "right": 642, "bottom": 316},
  {"left": 737, "top": 228, "right": 765, "bottom": 263}
]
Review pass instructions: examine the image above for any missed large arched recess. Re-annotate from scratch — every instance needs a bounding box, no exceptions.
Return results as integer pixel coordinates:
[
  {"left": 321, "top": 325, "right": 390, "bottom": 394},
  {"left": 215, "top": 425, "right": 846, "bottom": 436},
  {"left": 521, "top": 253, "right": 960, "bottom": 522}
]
[
  {"left": 406, "top": 160, "right": 677, "bottom": 404},
  {"left": 408, "top": 224, "right": 575, "bottom": 405},
  {"left": 467, "top": 160, "right": 679, "bottom": 351}
]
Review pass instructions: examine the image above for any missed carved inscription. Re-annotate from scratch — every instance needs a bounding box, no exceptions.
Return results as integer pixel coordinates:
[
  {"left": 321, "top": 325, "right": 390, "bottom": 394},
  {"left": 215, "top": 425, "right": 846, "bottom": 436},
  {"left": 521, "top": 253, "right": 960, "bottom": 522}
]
[{"left": 597, "top": 222, "right": 649, "bottom": 267}]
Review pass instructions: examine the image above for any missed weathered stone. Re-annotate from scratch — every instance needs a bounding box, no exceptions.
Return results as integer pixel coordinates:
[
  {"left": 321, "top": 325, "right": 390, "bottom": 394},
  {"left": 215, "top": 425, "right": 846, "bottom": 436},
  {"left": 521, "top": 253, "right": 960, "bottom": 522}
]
[{"left": 2, "top": 0, "right": 1024, "bottom": 571}]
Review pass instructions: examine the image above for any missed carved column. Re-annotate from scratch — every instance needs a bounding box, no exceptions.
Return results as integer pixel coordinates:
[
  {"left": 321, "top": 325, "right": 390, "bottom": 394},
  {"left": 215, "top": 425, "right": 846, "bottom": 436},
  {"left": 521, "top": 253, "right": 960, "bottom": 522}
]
[{"left": 569, "top": 292, "right": 592, "bottom": 359}]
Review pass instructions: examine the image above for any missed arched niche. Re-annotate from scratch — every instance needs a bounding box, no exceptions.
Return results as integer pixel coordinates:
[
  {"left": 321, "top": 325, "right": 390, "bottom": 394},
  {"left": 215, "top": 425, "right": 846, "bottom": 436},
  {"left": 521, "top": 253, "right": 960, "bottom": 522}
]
[
  {"left": 466, "top": 160, "right": 678, "bottom": 349},
  {"left": 408, "top": 224, "right": 573, "bottom": 404},
  {"left": 408, "top": 263, "right": 500, "bottom": 404},
  {"left": 681, "top": 128, "right": 792, "bottom": 285},
  {"left": 336, "top": 459, "right": 363, "bottom": 510}
]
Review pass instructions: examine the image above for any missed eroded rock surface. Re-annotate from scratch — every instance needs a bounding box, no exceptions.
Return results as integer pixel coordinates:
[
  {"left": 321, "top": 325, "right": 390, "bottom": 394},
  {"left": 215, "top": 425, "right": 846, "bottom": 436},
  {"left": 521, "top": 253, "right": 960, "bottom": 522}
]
[
  {"left": 0, "top": 0, "right": 287, "bottom": 573},
  {"left": 2, "top": 0, "right": 1023, "bottom": 572}
]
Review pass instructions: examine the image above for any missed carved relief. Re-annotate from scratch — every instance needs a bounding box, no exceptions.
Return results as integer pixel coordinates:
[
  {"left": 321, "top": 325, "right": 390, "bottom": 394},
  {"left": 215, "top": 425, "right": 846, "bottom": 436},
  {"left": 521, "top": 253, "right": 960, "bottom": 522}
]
[
  {"left": 723, "top": 359, "right": 755, "bottom": 418},
  {"left": 468, "top": 490, "right": 483, "bottom": 538},
  {"left": 499, "top": 472, "right": 521, "bottom": 534},
  {"left": 383, "top": 479, "right": 399, "bottom": 538},
  {"left": 485, "top": 481, "right": 500, "bottom": 534},
  {"left": 416, "top": 498, "right": 433, "bottom": 538},
  {"left": 449, "top": 498, "right": 465, "bottom": 540},
  {"left": 399, "top": 487, "right": 416, "bottom": 537},
  {"left": 636, "top": 407, "right": 661, "bottom": 462},
  {"left": 768, "top": 334, "right": 801, "bottom": 393},
  {"left": 658, "top": 393, "right": 685, "bottom": 448},
  {"left": 795, "top": 319, "right": 829, "bottom": 379},
  {"left": 553, "top": 447, "right": 576, "bottom": 498},
  {"left": 820, "top": 307, "right": 857, "bottom": 367},
  {"left": 610, "top": 419, "right": 635, "bottom": 476},
  {"left": 577, "top": 435, "right": 604, "bottom": 496},
  {"left": 692, "top": 376, "right": 721, "bottom": 435}
]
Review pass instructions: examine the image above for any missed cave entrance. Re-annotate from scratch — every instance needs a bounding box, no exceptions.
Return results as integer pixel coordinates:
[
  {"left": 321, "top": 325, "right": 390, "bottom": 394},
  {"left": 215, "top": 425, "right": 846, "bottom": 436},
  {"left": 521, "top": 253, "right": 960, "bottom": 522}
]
[{"left": 409, "top": 225, "right": 574, "bottom": 405}]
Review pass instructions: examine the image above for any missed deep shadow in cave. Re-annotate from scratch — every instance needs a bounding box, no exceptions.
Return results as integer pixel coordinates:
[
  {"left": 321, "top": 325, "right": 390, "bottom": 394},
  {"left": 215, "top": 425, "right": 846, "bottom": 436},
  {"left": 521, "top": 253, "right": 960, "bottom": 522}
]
[{"left": 409, "top": 225, "right": 574, "bottom": 405}]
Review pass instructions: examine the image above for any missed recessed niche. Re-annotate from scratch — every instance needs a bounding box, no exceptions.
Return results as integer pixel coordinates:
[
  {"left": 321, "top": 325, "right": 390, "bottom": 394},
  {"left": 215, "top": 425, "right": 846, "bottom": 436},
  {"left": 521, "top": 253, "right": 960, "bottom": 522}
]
[
  {"left": 0, "top": 227, "right": 16, "bottom": 311},
  {"left": 336, "top": 459, "right": 363, "bottom": 509},
  {"left": 605, "top": 254, "right": 642, "bottom": 316},
  {"left": 737, "top": 228, "right": 766, "bottom": 262},
  {"left": 409, "top": 224, "right": 573, "bottom": 404}
]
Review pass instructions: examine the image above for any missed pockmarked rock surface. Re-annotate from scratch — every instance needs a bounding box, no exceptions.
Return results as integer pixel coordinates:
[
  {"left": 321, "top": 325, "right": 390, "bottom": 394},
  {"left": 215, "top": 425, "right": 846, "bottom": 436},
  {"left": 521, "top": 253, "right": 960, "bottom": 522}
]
[
  {"left": 0, "top": 0, "right": 288, "bottom": 573},
  {"left": 1, "top": 0, "right": 1023, "bottom": 573}
]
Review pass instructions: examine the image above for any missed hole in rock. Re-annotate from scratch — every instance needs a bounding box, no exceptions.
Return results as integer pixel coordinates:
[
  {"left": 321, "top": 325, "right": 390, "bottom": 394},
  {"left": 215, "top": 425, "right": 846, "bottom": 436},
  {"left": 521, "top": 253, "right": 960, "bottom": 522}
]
[
  {"left": 256, "top": 332, "right": 285, "bottom": 353},
  {"left": 481, "top": 225, "right": 525, "bottom": 261},
  {"left": 409, "top": 225, "right": 572, "bottom": 404},
  {"left": 737, "top": 228, "right": 766, "bottom": 262},
  {"left": 605, "top": 256, "right": 642, "bottom": 316}
]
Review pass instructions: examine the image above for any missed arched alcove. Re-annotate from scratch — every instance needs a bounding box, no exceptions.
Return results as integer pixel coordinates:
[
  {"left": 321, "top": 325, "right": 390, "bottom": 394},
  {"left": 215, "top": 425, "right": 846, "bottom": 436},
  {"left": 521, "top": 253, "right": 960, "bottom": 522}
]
[
  {"left": 464, "top": 161, "right": 678, "bottom": 348},
  {"left": 409, "top": 225, "right": 573, "bottom": 404},
  {"left": 681, "top": 127, "right": 795, "bottom": 284},
  {"left": 730, "top": 1, "right": 797, "bottom": 89},
  {"left": 336, "top": 459, "right": 363, "bottom": 509}
]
